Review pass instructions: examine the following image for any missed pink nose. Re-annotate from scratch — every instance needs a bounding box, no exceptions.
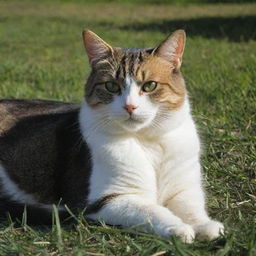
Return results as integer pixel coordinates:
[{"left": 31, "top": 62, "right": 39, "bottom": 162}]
[{"left": 123, "top": 104, "right": 137, "bottom": 114}]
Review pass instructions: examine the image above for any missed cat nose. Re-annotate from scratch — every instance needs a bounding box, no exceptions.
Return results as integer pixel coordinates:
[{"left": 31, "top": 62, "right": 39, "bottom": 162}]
[{"left": 123, "top": 104, "right": 138, "bottom": 114}]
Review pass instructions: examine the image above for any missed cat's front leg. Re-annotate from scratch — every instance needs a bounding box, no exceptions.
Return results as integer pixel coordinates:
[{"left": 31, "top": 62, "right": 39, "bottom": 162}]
[
  {"left": 166, "top": 187, "right": 224, "bottom": 240},
  {"left": 162, "top": 164, "right": 224, "bottom": 241},
  {"left": 85, "top": 134, "right": 194, "bottom": 242},
  {"left": 87, "top": 194, "right": 195, "bottom": 243}
]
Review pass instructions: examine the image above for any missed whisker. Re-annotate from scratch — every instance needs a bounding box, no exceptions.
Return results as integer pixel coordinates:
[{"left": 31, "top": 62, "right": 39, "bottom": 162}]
[{"left": 83, "top": 117, "right": 111, "bottom": 141}]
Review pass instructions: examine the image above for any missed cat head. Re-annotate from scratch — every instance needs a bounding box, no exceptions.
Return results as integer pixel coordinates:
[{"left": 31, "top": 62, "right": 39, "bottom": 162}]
[{"left": 82, "top": 30, "right": 187, "bottom": 133}]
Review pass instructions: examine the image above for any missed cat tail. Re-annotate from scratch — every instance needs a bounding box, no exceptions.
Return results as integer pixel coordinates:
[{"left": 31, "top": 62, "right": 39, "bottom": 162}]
[{"left": 0, "top": 196, "right": 71, "bottom": 225}]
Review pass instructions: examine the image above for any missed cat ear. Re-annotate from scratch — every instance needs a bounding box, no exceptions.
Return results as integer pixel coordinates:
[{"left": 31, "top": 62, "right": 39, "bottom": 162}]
[
  {"left": 154, "top": 30, "right": 186, "bottom": 69},
  {"left": 82, "top": 30, "right": 113, "bottom": 65}
]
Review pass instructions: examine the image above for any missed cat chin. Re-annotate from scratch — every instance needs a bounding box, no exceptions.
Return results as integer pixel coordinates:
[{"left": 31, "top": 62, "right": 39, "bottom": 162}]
[
  {"left": 112, "top": 119, "right": 147, "bottom": 133},
  {"left": 105, "top": 113, "right": 154, "bottom": 133},
  {"left": 124, "top": 114, "right": 158, "bottom": 131},
  {"left": 123, "top": 122, "right": 146, "bottom": 132}
]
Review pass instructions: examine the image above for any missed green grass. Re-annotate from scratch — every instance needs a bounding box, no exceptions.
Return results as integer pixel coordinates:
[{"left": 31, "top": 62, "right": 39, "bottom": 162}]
[{"left": 0, "top": 0, "right": 256, "bottom": 255}]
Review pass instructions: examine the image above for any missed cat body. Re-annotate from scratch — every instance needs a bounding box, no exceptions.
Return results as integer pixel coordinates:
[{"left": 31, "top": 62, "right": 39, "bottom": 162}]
[
  {"left": 0, "top": 100, "right": 91, "bottom": 212},
  {"left": 81, "top": 90, "right": 219, "bottom": 243},
  {"left": 0, "top": 30, "right": 224, "bottom": 242}
]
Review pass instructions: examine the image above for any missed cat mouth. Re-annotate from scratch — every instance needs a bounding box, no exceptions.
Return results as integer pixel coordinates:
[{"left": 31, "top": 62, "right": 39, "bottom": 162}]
[{"left": 124, "top": 116, "right": 144, "bottom": 123}]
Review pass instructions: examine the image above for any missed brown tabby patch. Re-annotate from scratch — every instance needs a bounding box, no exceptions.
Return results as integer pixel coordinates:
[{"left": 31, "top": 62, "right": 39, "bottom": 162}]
[
  {"left": 0, "top": 99, "right": 79, "bottom": 135},
  {"left": 85, "top": 48, "right": 186, "bottom": 110},
  {"left": 137, "top": 56, "right": 186, "bottom": 110},
  {"left": 0, "top": 106, "right": 16, "bottom": 135}
]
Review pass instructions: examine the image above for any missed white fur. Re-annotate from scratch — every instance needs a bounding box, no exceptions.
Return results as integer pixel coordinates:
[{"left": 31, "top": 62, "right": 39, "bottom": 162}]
[
  {"left": 79, "top": 77, "right": 224, "bottom": 243},
  {"left": 0, "top": 164, "right": 37, "bottom": 204},
  {"left": 0, "top": 163, "right": 64, "bottom": 212},
  {"left": 108, "top": 76, "right": 158, "bottom": 132}
]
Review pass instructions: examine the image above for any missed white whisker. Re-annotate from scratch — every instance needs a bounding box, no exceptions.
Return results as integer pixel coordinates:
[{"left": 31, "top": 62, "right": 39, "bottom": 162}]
[{"left": 84, "top": 116, "right": 111, "bottom": 140}]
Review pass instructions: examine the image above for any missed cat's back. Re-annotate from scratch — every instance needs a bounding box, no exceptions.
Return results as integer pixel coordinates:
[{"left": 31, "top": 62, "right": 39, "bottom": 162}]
[{"left": 0, "top": 99, "right": 79, "bottom": 135}]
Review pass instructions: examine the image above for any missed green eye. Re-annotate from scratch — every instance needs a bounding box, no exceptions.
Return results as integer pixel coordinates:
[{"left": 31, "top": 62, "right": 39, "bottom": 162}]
[
  {"left": 105, "top": 81, "right": 120, "bottom": 93},
  {"left": 142, "top": 81, "right": 158, "bottom": 92}
]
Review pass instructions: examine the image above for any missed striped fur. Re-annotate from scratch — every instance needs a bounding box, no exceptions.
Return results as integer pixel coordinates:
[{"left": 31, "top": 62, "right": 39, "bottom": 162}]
[{"left": 83, "top": 30, "right": 186, "bottom": 111}]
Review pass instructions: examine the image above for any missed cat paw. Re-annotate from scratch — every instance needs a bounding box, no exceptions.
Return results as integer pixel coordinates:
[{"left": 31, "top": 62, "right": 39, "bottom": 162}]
[
  {"left": 194, "top": 220, "right": 224, "bottom": 241},
  {"left": 161, "top": 224, "right": 195, "bottom": 243},
  {"left": 173, "top": 224, "right": 195, "bottom": 243}
]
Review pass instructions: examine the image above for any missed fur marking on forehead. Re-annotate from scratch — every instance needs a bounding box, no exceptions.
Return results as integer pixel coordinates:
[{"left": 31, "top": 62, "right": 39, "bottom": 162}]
[
  {"left": 83, "top": 30, "right": 187, "bottom": 109},
  {"left": 114, "top": 49, "right": 151, "bottom": 80}
]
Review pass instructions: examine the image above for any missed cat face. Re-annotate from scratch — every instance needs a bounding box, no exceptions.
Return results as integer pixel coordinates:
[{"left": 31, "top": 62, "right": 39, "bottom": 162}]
[{"left": 82, "top": 30, "right": 186, "bottom": 132}]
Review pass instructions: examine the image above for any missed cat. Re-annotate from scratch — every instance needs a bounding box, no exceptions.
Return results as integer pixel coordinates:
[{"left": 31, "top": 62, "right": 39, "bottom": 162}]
[{"left": 0, "top": 30, "right": 224, "bottom": 243}]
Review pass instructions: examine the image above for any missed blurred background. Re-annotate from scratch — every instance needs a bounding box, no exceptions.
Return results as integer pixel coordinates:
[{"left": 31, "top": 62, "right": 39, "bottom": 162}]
[{"left": 0, "top": 0, "right": 255, "bottom": 101}]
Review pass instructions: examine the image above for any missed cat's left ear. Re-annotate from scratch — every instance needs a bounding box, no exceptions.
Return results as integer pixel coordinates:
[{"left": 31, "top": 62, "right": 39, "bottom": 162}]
[
  {"left": 153, "top": 30, "right": 186, "bottom": 70},
  {"left": 82, "top": 30, "right": 113, "bottom": 65}
]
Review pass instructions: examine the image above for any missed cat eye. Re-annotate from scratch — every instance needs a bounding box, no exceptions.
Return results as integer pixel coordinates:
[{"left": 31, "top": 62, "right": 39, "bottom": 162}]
[
  {"left": 105, "top": 81, "right": 120, "bottom": 93},
  {"left": 142, "top": 81, "right": 158, "bottom": 93}
]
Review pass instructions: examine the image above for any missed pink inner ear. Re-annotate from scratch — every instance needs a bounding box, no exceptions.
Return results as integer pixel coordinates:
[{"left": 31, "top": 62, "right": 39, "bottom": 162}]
[
  {"left": 86, "top": 41, "right": 104, "bottom": 64},
  {"left": 169, "top": 35, "right": 185, "bottom": 69},
  {"left": 83, "top": 30, "right": 112, "bottom": 64},
  {"left": 154, "top": 30, "right": 185, "bottom": 69},
  {"left": 85, "top": 37, "right": 105, "bottom": 64},
  {"left": 173, "top": 44, "right": 182, "bottom": 68},
  {"left": 176, "top": 37, "right": 184, "bottom": 58}
]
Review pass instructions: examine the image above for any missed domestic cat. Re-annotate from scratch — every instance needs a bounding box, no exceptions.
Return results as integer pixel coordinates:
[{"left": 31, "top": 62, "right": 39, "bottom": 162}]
[{"left": 0, "top": 30, "right": 224, "bottom": 243}]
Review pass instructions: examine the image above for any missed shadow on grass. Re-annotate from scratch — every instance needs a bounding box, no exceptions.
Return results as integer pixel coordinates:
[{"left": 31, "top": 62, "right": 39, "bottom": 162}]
[{"left": 119, "top": 16, "right": 256, "bottom": 42}]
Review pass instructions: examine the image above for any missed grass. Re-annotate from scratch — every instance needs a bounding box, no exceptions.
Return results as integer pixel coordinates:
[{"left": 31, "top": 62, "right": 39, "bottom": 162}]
[{"left": 0, "top": 0, "right": 256, "bottom": 255}]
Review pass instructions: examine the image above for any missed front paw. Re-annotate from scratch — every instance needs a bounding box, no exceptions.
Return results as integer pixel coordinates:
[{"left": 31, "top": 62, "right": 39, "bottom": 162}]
[
  {"left": 194, "top": 220, "right": 224, "bottom": 240},
  {"left": 161, "top": 224, "right": 195, "bottom": 244}
]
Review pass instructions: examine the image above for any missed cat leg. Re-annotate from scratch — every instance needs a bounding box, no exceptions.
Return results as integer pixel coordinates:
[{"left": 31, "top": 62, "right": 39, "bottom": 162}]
[
  {"left": 165, "top": 185, "right": 224, "bottom": 241},
  {"left": 87, "top": 194, "right": 195, "bottom": 243}
]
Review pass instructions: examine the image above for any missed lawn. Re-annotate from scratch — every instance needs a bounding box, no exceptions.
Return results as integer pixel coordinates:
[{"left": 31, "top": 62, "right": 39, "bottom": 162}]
[{"left": 0, "top": 0, "right": 256, "bottom": 255}]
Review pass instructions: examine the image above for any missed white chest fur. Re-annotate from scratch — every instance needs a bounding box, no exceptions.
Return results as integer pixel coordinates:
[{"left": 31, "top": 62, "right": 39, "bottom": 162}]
[
  {"left": 80, "top": 101, "right": 200, "bottom": 204},
  {"left": 79, "top": 102, "right": 224, "bottom": 243},
  {"left": 79, "top": 28, "right": 224, "bottom": 242}
]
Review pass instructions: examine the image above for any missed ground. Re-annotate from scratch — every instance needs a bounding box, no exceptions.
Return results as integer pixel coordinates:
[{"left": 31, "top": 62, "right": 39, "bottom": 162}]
[{"left": 0, "top": 0, "right": 255, "bottom": 255}]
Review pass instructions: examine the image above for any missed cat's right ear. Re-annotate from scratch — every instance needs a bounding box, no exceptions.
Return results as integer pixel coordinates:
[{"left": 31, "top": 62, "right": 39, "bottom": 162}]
[
  {"left": 153, "top": 30, "right": 186, "bottom": 70},
  {"left": 82, "top": 30, "right": 113, "bottom": 65}
]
